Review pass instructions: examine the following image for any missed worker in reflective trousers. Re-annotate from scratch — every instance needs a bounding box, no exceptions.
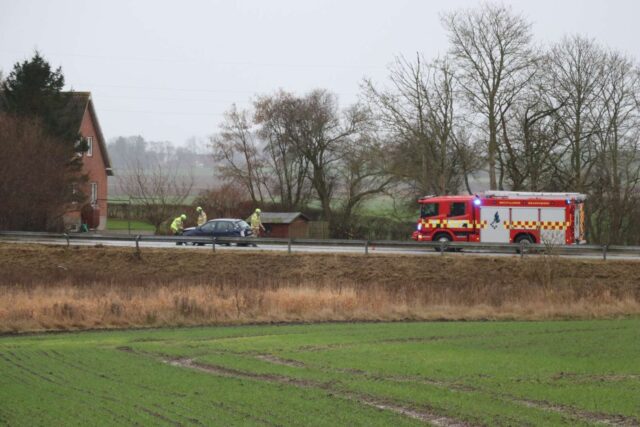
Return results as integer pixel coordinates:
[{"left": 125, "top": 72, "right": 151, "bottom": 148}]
[
  {"left": 196, "top": 206, "right": 207, "bottom": 226},
  {"left": 171, "top": 214, "right": 187, "bottom": 235},
  {"left": 250, "top": 208, "right": 265, "bottom": 237}
]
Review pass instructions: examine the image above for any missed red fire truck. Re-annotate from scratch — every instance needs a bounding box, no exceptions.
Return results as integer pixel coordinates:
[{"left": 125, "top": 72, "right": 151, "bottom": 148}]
[{"left": 412, "top": 191, "right": 587, "bottom": 246}]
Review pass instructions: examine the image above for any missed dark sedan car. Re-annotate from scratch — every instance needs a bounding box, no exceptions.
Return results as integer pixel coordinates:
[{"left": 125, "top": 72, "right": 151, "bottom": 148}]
[{"left": 181, "top": 219, "right": 253, "bottom": 245}]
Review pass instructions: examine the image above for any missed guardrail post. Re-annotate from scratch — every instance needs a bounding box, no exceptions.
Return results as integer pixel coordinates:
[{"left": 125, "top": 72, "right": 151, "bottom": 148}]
[
  {"left": 135, "top": 234, "right": 141, "bottom": 258},
  {"left": 287, "top": 238, "right": 292, "bottom": 254},
  {"left": 64, "top": 233, "right": 70, "bottom": 248},
  {"left": 520, "top": 240, "right": 526, "bottom": 259},
  {"left": 212, "top": 236, "right": 216, "bottom": 252},
  {"left": 365, "top": 240, "right": 369, "bottom": 255},
  {"left": 440, "top": 240, "right": 446, "bottom": 255},
  {"left": 602, "top": 244, "right": 608, "bottom": 261},
  {"left": 127, "top": 199, "right": 132, "bottom": 236}
]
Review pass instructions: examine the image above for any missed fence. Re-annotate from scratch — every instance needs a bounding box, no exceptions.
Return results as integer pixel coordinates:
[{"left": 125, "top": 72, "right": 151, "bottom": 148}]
[
  {"left": 1, "top": 230, "right": 639, "bottom": 260},
  {"left": 107, "top": 201, "right": 192, "bottom": 221}
]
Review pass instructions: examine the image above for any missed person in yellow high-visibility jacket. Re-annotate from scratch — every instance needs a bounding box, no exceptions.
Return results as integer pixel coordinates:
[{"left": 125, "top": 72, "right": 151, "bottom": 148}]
[
  {"left": 171, "top": 214, "right": 187, "bottom": 235},
  {"left": 250, "top": 208, "right": 265, "bottom": 237},
  {"left": 196, "top": 206, "right": 207, "bottom": 226}
]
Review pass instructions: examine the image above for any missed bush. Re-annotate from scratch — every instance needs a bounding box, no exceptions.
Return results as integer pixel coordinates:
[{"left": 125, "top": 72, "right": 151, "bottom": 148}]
[
  {"left": 0, "top": 114, "right": 85, "bottom": 231},
  {"left": 194, "top": 183, "right": 255, "bottom": 219}
]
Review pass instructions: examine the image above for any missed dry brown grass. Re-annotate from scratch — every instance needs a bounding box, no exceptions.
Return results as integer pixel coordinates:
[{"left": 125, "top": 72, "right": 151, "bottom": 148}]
[{"left": 1, "top": 243, "right": 639, "bottom": 332}]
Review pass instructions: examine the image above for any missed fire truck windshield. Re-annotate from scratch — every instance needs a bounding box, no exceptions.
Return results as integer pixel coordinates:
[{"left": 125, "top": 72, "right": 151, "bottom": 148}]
[{"left": 420, "top": 203, "right": 439, "bottom": 218}]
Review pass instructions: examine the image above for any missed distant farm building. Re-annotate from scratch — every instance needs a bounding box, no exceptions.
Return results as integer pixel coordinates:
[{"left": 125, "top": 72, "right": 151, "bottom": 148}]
[{"left": 260, "top": 212, "right": 309, "bottom": 238}]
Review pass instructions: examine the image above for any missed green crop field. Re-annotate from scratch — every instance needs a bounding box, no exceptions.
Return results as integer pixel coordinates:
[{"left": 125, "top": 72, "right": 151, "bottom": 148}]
[{"left": 1, "top": 320, "right": 639, "bottom": 426}]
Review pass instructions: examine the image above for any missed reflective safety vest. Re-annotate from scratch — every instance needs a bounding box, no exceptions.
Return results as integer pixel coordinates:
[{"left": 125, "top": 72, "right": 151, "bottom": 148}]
[
  {"left": 197, "top": 211, "right": 207, "bottom": 226},
  {"left": 171, "top": 217, "right": 184, "bottom": 232},
  {"left": 250, "top": 213, "right": 261, "bottom": 228}
]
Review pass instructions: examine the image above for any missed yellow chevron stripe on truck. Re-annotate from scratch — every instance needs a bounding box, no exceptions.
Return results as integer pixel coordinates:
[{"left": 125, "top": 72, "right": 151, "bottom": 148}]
[
  {"left": 504, "top": 221, "right": 570, "bottom": 230},
  {"left": 420, "top": 219, "right": 486, "bottom": 229},
  {"left": 419, "top": 219, "right": 570, "bottom": 230}
]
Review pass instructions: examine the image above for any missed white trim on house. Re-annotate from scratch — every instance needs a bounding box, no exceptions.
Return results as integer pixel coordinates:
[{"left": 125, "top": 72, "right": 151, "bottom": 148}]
[
  {"left": 90, "top": 182, "right": 98, "bottom": 205},
  {"left": 86, "top": 136, "right": 93, "bottom": 157}
]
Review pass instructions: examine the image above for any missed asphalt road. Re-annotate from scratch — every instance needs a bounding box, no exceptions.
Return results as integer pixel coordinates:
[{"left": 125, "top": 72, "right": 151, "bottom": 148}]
[{"left": 2, "top": 237, "right": 638, "bottom": 261}]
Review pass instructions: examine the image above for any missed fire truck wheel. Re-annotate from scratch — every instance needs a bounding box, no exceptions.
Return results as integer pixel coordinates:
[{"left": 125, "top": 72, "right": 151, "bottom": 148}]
[
  {"left": 515, "top": 234, "right": 534, "bottom": 245},
  {"left": 514, "top": 234, "right": 534, "bottom": 254},
  {"left": 433, "top": 234, "right": 452, "bottom": 252}
]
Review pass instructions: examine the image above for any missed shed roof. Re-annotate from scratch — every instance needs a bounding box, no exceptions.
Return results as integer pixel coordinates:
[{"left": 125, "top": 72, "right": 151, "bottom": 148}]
[{"left": 260, "top": 212, "right": 309, "bottom": 224}]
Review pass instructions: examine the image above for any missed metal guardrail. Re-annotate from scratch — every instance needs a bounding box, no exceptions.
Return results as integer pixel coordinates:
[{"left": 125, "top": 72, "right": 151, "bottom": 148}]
[{"left": 0, "top": 230, "right": 639, "bottom": 259}]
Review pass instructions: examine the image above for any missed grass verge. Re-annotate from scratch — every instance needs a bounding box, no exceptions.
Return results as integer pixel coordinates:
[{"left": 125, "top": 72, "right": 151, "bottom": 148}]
[{"left": 1, "top": 243, "right": 639, "bottom": 333}]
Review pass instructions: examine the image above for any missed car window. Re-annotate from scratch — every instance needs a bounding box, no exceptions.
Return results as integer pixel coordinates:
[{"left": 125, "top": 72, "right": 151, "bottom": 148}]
[
  {"left": 200, "top": 222, "right": 214, "bottom": 233},
  {"left": 236, "top": 220, "right": 249, "bottom": 229},
  {"left": 420, "top": 203, "right": 439, "bottom": 218},
  {"left": 449, "top": 202, "right": 466, "bottom": 217},
  {"left": 215, "top": 221, "right": 232, "bottom": 232}
]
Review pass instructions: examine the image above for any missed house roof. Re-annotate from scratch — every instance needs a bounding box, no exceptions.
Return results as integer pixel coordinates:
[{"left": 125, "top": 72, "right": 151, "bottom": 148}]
[
  {"left": 0, "top": 90, "right": 112, "bottom": 176},
  {"left": 260, "top": 212, "right": 309, "bottom": 224},
  {"left": 67, "top": 92, "right": 113, "bottom": 176}
]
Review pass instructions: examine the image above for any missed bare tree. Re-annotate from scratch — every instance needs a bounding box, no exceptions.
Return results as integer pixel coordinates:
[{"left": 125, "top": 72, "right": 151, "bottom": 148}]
[
  {"left": 332, "top": 120, "right": 396, "bottom": 237},
  {"left": 300, "top": 91, "right": 371, "bottom": 230},
  {"left": 211, "top": 105, "right": 266, "bottom": 205},
  {"left": 364, "top": 55, "right": 469, "bottom": 196},
  {"left": 498, "top": 55, "right": 564, "bottom": 190},
  {"left": 548, "top": 35, "right": 606, "bottom": 193},
  {"left": 118, "top": 158, "right": 194, "bottom": 232},
  {"left": 589, "top": 50, "right": 640, "bottom": 244},
  {"left": 442, "top": 3, "right": 536, "bottom": 190},
  {"left": 213, "top": 90, "right": 391, "bottom": 235},
  {"left": 254, "top": 91, "right": 312, "bottom": 210},
  {"left": 195, "top": 182, "right": 253, "bottom": 219}
]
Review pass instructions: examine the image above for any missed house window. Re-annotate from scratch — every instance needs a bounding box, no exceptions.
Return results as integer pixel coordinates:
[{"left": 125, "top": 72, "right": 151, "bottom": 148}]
[
  {"left": 90, "top": 182, "right": 98, "bottom": 205},
  {"left": 86, "top": 136, "right": 93, "bottom": 157}
]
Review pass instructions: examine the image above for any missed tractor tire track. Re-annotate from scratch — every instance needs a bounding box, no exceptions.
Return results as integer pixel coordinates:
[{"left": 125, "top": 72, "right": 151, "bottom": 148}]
[
  {"left": 514, "top": 399, "right": 639, "bottom": 427},
  {"left": 255, "top": 354, "right": 306, "bottom": 368},
  {"left": 250, "top": 352, "right": 639, "bottom": 426},
  {"left": 137, "top": 405, "right": 184, "bottom": 427},
  {"left": 164, "top": 357, "right": 472, "bottom": 427},
  {"left": 47, "top": 350, "right": 209, "bottom": 425},
  {"left": 295, "top": 326, "right": 628, "bottom": 353},
  {"left": 116, "top": 346, "right": 638, "bottom": 426}
]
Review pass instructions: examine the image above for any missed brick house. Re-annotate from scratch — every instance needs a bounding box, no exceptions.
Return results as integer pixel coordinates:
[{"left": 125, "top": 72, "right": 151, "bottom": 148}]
[{"left": 63, "top": 92, "right": 113, "bottom": 230}]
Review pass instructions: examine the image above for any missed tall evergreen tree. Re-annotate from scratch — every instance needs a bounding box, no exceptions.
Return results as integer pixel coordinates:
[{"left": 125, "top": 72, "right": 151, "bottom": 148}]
[
  {"left": 0, "top": 52, "right": 87, "bottom": 231},
  {"left": 2, "top": 51, "right": 83, "bottom": 147}
]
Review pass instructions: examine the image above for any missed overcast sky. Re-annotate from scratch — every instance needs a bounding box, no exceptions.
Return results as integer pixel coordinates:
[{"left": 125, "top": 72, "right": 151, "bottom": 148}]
[{"left": 1, "top": 0, "right": 639, "bottom": 146}]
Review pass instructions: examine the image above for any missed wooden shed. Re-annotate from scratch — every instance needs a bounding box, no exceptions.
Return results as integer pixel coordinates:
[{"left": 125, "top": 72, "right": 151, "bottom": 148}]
[{"left": 260, "top": 212, "right": 309, "bottom": 238}]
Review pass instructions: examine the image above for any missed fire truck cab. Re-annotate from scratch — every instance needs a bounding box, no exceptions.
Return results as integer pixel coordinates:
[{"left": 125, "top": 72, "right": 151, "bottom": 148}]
[{"left": 412, "top": 191, "right": 587, "bottom": 246}]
